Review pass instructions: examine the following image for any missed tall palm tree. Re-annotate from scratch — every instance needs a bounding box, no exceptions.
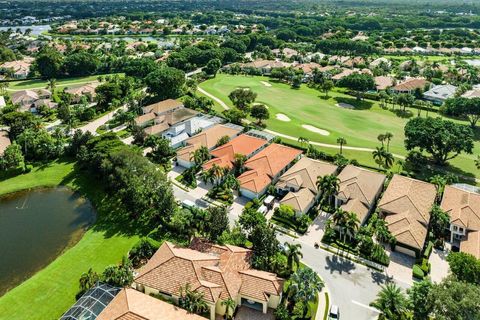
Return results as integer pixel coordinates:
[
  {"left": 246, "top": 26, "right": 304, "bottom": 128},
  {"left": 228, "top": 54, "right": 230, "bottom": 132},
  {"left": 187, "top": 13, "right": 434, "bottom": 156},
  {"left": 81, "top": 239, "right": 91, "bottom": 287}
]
[
  {"left": 191, "top": 146, "right": 209, "bottom": 166},
  {"left": 210, "top": 163, "right": 226, "bottom": 185},
  {"left": 373, "top": 146, "right": 394, "bottom": 169},
  {"left": 298, "top": 136, "right": 309, "bottom": 148},
  {"left": 429, "top": 174, "right": 447, "bottom": 198},
  {"left": 233, "top": 153, "right": 247, "bottom": 175},
  {"left": 384, "top": 132, "right": 393, "bottom": 151},
  {"left": 370, "top": 283, "right": 409, "bottom": 320},
  {"left": 331, "top": 208, "right": 348, "bottom": 241},
  {"left": 336, "top": 137, "right": 347, "bottom": 154},
  {"left": 382, "top": 151, "right": 395, "bottom": 169},
  {"left": 290, "top": 267, "right": 324, "bottom": 318},
  {"left": 221, "top": 298, "right": 236, "bottom": 320},
  {"left": 284, "top": 242, "right": 303, "bottom": 273},
  {"left": 316, "top": 174, "right": 340, "bottom": 206},
  {"left": 200, "top": 168, "right": 215, "bottom": 185},
  {"left": 46, "top": 78, "right": 57, "bottom": 93},
  {"left": 377, "top": 134, "right": 386, "bottom": 148},
  {"left": 344, "top": 211, "right": 360, "bottom": 243},
  {"left": 374, "top": 219, "right": 394, "bottom": 245}
]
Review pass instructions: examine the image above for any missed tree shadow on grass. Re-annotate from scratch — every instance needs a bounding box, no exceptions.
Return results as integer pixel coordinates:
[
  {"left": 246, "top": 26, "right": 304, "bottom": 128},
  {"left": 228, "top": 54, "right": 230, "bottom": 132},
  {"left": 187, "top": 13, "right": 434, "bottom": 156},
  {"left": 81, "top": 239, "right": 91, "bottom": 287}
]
[
  {"left": 59, "top": 164, "right": 152, "bottom": 239},
  {"left": 333, "top": 96, "right": 373, "bottom": 110},
  {"left": 389, "top": 108, "right": 414, "bottom": 119},
  {"left": 408, "top": 159, "right": 477, "bottom": 183}
]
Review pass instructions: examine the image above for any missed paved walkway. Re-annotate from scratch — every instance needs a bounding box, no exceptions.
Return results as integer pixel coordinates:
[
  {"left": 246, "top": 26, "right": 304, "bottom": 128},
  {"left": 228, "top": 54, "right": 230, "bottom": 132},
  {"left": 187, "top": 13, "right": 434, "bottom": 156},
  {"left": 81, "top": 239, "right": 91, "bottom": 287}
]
[
  {"left": 429, "top": 247, "right": 450, "bottom": 283},
  {"left": 197, "top": 87, "right": 230, "bottom": 110},
  {"left": 385, "top": 248, "right": 415, "bottom": 286},
  {"left": 78, "top": 106, "right": 126, "bottom": 135}
]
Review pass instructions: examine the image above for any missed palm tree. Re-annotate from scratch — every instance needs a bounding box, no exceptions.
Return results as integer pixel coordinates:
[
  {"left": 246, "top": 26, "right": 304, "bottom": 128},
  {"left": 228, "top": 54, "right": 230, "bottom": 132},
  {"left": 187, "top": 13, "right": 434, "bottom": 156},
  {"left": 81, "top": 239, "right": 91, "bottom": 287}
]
[
  {"left": 331, "top": 208, "right": 348, "bottom": 241},
  {"left": 284, "top": 242, "right": 303, "bottom": 273},
  {"left": 377, "top": 134, "right": 386, "bottom": 148},
  {"left": 210, "top": 164, "right": 226, "bottom": 185},
  {"left": 429, "top": 174, "right": 447, "bottom": 198},
  {"left": 370, "top": 283, "right": 409, "bottom": 320},
  {"left": 298, "top": 136, "right": 309, "bottom": 148},
  {"left": 344, "top": 211, "right": 360, "bottom": 243},
  {"left": 373, "top": 147, "right": 393, "bottom": 169},
  {"left": 179, "top": 284, "right": 208, "bottom": 314},
  {"left": 374, "top": 219, "right": 394, "bottom": 245},
  {"left": 316, "top": 174, "right": 340, "bottom": 206},
  {"left": 191, "top": 146, "right": 209, "bottom": 166},
  {"left": 233, "top": 153, "right": 247, "bottom": 175},
  {"left": 384, "top": 132, "right": 393, "bottom": 151},
  {"left": 382, "top": 151, "right": 394, "bottom": 169},
  {"left": 336, "top": 137, "right": 347, "bottom": 154},
  {"left": 200, "top": 169, "right": 215, "bottom": 185},
  {"left": 221, "top": 298, "right": 236, "bottom": 320},
  {"left": 290, "top": 267, "right": 324, "bottom": 318},
  {"left": 79, "top": 268, "right": 99, "bottom": 294},
  {"left": 46, "top": 78, "right": 57, "bottom": 93}
]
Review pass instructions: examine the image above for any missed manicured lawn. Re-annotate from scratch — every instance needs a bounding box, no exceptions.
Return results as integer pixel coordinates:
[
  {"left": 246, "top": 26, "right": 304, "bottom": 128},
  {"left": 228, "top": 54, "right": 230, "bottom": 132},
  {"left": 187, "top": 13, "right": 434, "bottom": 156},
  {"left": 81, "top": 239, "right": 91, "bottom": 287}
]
[
  {"left": 0, "top": 159, "right": 139, "bottom": 319},
  {"left": 6, "top": 73, "right": 122, "bottom": 91},
  {"left": 199, "top": 74, "right": 479, "bottom": 180}
]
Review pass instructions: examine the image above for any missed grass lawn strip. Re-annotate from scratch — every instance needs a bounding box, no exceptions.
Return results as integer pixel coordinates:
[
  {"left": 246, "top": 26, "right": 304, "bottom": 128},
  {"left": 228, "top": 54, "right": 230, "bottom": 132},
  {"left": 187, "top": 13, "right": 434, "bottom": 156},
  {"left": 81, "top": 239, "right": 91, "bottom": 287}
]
[{"left": 0, "top": 159, "right": 139, "bottom": 320}]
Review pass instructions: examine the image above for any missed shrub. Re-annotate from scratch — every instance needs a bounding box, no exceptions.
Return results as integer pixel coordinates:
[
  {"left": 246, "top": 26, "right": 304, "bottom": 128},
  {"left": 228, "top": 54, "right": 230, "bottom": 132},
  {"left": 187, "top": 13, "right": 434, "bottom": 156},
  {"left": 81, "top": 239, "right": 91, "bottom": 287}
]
[
  {"left": 421, "top": 258, "right": 431, "bottom": 275},
  {"left": 413, "top": 264, "right": 425, "bottom": 279},
  {"left": 423, "top": 241, "right": 433, "bottom": 258},
  {"left": 23, "top": 164, "right": 33, "bottom": 173},
  {"left": 129, "top": 238, "right": 160, "bottom": 268}
]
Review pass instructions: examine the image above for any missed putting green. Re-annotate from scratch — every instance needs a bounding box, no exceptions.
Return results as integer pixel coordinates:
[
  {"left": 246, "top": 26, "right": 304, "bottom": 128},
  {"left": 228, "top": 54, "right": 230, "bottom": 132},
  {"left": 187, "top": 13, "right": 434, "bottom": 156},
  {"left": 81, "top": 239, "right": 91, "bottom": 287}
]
[{"left": 199, "top": 74, "right": 479, "bottom": 179}]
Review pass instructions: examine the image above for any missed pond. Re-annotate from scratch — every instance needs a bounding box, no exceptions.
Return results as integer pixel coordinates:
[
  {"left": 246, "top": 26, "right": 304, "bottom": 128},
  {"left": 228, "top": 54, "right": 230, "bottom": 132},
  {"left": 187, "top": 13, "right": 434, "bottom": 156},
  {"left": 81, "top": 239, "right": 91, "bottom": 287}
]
[
  {"left": 0, "top": 24, "right": 51, "bottom": 36},
  {"left": 0, "top": 187, "right": 95, "bottom": 296}
]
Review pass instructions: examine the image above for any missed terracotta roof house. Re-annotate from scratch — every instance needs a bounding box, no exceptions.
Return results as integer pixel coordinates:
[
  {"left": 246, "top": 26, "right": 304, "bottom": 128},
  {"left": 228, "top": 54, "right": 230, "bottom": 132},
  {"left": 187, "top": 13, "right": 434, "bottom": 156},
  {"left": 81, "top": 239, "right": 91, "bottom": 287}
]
[
  {"left": 462, "top": 88, "right": 480, "bottom": 99},
  {"left": 238, "top": 144, "right": 302, "bottom": 199},
  {"left": 97, "top": 288, "right": 207, "bottom": 320},
  {"left": 374, "top": 76, "right": 394, "bottom": 91},
  {"left": 0, "top": 58, "right": 32, "bottom": 79},
  {"left": 142, "top": 99, "right": 184, "bottom": 115},
  {"left": 294, "top": 62, "right": 322, "bottom": 75},
  {"left": 441, "top": 185, "right": 480, "bottom": 259},
  {"left": 64, "top": 82, "right": 99, "bottom": 103},
  {"left": 177, "top": 124, "right": 242, "bottom": 168},
  {"left": 334, "top": 165, "right": 386, "bottom": 225},
  {"left": 133, "top": 240, "right": 284, "bottom": 320},
  {"left": 378, "top": 175, "right": 437, "bottom": 257},
  {"left": 238, "top": 60, "right": 291, "bottom": 74},
  {"left": 0, "top": 130, "right": 11, "bottom": 156},
  {"left": 202, "top": 134, "right": 268, "bottom": 171},
  {"left": 391, "top": 78, "right": 429, "bottom": 94},
  {"left": 10, "top": 89, "right": 52, "bottom": 111},
  {"left": 134, "top": 112, "right": 156, "bottom": 127},
  {"left": 276, "top": 158, "right": 337, "bottom": 214}
]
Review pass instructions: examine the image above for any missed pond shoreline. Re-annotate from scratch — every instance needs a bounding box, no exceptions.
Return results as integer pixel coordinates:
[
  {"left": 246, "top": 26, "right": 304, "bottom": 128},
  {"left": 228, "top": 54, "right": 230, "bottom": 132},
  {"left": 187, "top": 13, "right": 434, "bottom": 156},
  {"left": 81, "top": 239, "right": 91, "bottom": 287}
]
[{"left": 0, "top": 186, "right": 96, "bottom": 297}]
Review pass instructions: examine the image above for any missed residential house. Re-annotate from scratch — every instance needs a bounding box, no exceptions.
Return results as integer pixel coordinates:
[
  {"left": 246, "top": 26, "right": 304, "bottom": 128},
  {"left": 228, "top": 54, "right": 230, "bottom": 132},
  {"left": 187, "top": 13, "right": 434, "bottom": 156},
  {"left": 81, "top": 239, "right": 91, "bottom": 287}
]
[
  {"left": 0, "top": 58, "right": 33, "bottom": 79},
  {"left": 0, "top": 130, "right": 11, "bottom": 156},
  {"left": 64, "top": 82, "right": 99, "bottom": 103},
  {"left": 97, "top": 288, "right": 207, "bottom": 320},
  {"left": 10, "top": 89, "right": 52, "bottom": 112},
  {"left": 237, "top": 144, "right": 302, "bottom": 199},
  {"left": 276, "top": 158, "right": 338, "bottom": 215},
  {"left": 133, "top": 240, "right": 284, "bottom": 320},
  {"left": 142, "top": 99, "right": 184, "bottom": 115},
  {"left": 134, "top": 112, "right": 157, "bottom": 127},
  {"left": 462, "top": 87, "right": 480, "bottom": 99},
  {"left": 162, "top": 115, "right": 223, "bottom": 148},
  {"left": 423, "top": 84, "right": 457, "bottom": 105},
  {"left": 377, "top": 175, "right": 437, "bottom": 257},
  {"left": 370, "top": 57, "right": 391, "bottom": 69},
  {"left": 374, "top": 76, "right": 394, "bottom": 91},
  {"left": 272, "top": 48, "right": 298, "bottom": 59},
  {"left": 143, "top": 108, "right": 199, "bottom": 137},
  {"left": 334, "top": 165, "right": 386, "bottom": 225},
  {"left": 391, "top": 78, "right": 429, "bottom": 94},
  {"left": 237, "top": 60, "right": 291, "bottom": 75},
  {"left": 441, "top": 185, "right": 480, "bottom": 259},
  {"left": 202, "top": 134, "right": 268, "bottom": 171},
  {"left": 176, "top": 124, "right": 242, "bottom": 168}
]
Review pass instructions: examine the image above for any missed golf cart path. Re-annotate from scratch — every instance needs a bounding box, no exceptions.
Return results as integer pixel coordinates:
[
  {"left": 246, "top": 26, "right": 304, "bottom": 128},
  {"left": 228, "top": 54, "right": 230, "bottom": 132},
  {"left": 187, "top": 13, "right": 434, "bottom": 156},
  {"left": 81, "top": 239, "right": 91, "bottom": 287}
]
[{"left": 198, "top": 86, "right": 405, "bottom": 158}]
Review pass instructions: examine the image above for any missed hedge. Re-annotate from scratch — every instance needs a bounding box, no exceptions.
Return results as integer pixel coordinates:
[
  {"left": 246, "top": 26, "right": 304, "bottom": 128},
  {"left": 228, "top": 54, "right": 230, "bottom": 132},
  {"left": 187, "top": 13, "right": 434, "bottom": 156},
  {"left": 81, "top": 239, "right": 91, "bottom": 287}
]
[
  {"left": 423, "top": 241, "right": 433, "bottom": 258},
  {"left": 413, "top": 264, "right": 425, "bottom": 279}
]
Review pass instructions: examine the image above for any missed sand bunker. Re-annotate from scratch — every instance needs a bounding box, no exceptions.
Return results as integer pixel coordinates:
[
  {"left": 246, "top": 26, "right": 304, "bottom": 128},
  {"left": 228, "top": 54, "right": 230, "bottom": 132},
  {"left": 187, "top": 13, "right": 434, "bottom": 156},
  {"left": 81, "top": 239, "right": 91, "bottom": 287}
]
[
  {"left": 253, "top": 102, "right": 268, "bottom": 109},
  {"left": 302, "top": 124, "right": 330, "bottom": 136},
  {"left": 336, "top": 103, "right": 355, "bottom": 109},
  {"left": 276, "top": 113, "right": 291, "bottom": 122},
  {"left": 260, "top": 81, "right": 272, "bottom": 87}
]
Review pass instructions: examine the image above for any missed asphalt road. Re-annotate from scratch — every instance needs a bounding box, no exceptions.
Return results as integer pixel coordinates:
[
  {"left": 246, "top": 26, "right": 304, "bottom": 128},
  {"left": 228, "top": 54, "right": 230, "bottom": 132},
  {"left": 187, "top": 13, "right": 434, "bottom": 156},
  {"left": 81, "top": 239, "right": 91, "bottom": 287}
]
[{"left": 277, "top": 234, "right": 411, "bottom": 320}]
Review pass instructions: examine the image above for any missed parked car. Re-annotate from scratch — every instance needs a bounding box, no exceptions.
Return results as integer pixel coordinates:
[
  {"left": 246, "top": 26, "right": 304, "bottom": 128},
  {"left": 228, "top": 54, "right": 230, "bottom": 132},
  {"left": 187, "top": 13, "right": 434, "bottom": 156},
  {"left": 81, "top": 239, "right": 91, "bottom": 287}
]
[{"left": 328, "top": 305, "right": 339, "bottom": 319}]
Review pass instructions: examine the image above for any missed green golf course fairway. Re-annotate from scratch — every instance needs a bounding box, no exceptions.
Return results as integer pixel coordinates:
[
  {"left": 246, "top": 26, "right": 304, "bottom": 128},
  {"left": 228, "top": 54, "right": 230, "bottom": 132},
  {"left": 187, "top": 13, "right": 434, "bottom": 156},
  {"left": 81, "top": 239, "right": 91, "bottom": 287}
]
[{"left": 199, "top": 74, "right": 479, "bottom": 179}]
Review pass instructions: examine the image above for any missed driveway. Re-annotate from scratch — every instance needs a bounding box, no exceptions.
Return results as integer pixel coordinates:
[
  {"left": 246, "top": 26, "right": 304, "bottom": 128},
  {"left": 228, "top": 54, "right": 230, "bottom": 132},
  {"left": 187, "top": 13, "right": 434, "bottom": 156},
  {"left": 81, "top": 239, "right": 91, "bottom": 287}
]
[
  {"left": 234, "top": 306, "right": 274, "bottom": 320},
  {"left": 385, "top": 248, "right": 415, "bottom": 286},
  {"left": 300, "top": 210, "right": 330, "bottom": 247},
  {"left": 429, "top": 247, "right": 450, "bottom": 283},
  {"left": 278, "top": 234, "right": 411, "bottom": 320}
]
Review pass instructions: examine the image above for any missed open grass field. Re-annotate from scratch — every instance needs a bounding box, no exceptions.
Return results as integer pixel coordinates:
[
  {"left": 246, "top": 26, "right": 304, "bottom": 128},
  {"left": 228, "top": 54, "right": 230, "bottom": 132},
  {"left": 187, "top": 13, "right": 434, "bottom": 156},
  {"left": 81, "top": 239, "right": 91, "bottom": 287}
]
[
  {"left": 0, "top": 159, "right": 139, "bottom": 319},
  {"left": 5, "top": 73, "right": 122, "bottom": 91},
  {"left": 199, "top": 74, "right": 479, "bottom": 180}
]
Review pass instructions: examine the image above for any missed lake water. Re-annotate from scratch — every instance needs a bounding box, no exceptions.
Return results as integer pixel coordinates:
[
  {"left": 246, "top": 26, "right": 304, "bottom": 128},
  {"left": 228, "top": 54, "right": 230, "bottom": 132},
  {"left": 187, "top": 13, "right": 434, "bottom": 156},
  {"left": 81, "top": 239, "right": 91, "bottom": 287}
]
[
  {"left": 0, "top": 187, "right": 95, "bottom": 296},
  {"left": 0, "top": 24, "right": 51, "bottom": 36}
]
